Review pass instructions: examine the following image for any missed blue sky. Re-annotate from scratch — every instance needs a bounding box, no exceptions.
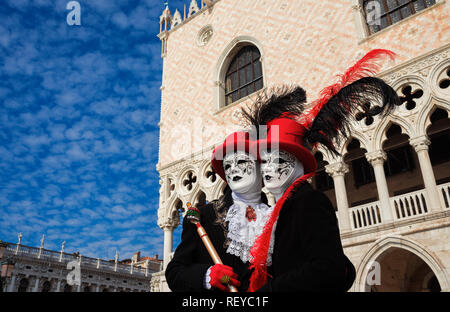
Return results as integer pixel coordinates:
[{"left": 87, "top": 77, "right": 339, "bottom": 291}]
[{"left": 0, "top": 0, "right": 187, "bottom": 261}]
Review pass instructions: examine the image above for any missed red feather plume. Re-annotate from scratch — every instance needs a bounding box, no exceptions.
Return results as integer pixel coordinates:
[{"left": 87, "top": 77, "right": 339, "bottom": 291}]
[{"left": 302, "top": 49, "right": 397, "bottom": 127}]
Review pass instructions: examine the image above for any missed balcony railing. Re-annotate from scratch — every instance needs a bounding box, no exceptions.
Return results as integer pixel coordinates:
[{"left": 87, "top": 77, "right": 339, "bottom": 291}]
[
  {"left": 438, "top": 182, "right": 450, "bottom": 209},
  {"left": 349, "top": 201, "right": 383, "bottom": 230},
  {"left": 390, "top": 189, "right": 428, "bottom": 220},
  {"left": 347, "top": 183, "right": 449, "bottom": 231},
  {"left": 2, "top": 243, "right": 162, "bottom": 276}
]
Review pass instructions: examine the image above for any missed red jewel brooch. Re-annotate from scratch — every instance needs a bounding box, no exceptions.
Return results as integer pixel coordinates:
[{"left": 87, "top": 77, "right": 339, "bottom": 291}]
[{"left": 245, "top": 206, "right": 257, "bottom": 222}]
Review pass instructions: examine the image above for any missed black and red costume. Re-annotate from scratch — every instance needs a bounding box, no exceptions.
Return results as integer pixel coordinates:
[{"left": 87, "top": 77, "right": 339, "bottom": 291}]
[{"left": 166, "top": 49, "right": 400, "bottom": 292}]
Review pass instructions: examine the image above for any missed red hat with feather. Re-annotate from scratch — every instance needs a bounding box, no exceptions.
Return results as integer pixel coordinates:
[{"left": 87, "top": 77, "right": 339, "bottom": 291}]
[
  {"left": 242, "top": 49, "right": 401, "bottom": 292},
  {"left": 211, "top": 131, "right": 258, "bottom": 182}
]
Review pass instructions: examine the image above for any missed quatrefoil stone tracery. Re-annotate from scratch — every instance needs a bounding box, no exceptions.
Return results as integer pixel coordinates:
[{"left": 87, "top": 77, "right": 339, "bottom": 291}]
[
  {"left": 398, "top": 85, "right": 424, "bottom": 111},
  {"left": 182, "top": 172, "right": 197, "bottom": 191}
]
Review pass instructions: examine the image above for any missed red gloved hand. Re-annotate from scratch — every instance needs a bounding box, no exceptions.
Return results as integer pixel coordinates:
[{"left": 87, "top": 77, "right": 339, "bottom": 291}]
[{"left": 208, "top": 264, "right": 241, "bottom": 291}]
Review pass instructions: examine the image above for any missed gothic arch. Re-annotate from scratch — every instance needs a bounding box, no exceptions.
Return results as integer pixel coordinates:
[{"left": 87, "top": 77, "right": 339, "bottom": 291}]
[
  {"left": 316, "top": 145, "right": 337, "bottom": 164},
  {"left": 353, "top": 235, "right": 450, "bottom": 292},
  {"left": 428, "top": 55, "right": 450, "bottom": 101},
  {"left": 192, "top": 189, "right": 207, "bottom": 207},
  {"left": 213, "top": 35, "right": 266, "bottom": 110},
  {"left": 417, "top": 101, "right": 450, "bottom": 137},
  {"left": 164, "top": 196, "right": 183, "bottom": 226},
  {"left": 372, "top": 114, "right": 415, "bottom": 151},
  {"left": 340, "top": 131, "right": 370, "bottom": 156}
]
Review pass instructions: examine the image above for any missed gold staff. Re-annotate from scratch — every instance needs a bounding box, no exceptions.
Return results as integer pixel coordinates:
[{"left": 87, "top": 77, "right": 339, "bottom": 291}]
[{"left": 185, "top": 202, "right": 238, "bottom": 292}]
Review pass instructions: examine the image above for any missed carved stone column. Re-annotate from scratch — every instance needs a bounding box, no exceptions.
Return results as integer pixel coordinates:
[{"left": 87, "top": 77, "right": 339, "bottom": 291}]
[
  {"left": 366, "top": 150, "right": 394, "bottom": 222},
  {"left": 32, "top": 277, "right": 40, "bottom": 292},
  {"left": 325, "top": 162, "right": 351, "bottom": 232},
  {"left": 7, "top": 274, "right": 16, "bottom": 292},
  {"left": 162, "top": 222, "right": 176, "bottom": 270},
  {"left": 56, "top": 279, "right": 61, "bottom": 292},
  {"left": 410, "top": 135, "right": 442, "bottom": 212}
]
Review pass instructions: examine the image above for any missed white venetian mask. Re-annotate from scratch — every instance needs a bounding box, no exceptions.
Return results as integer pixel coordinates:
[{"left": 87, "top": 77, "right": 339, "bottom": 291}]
[
  {"left": 260, "top": 149, "right": 304, "bottom": 201},
  {"left": 223, "top": 150, "right": 260, "bottom": 196}
]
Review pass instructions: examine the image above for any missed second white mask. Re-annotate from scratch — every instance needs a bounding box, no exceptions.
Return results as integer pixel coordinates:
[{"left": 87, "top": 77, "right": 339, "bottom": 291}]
[{"left": 260, "top": 149, "right": 304, "bottom": 201}]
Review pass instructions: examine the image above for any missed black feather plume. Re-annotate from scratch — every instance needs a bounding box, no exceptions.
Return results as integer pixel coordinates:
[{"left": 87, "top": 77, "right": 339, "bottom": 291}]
[
  {"left": 303, "top": 76, "right": 400, "bottom": 155},
  {"left": 241, "top": 84, "right": 307, "bottom": 138}
]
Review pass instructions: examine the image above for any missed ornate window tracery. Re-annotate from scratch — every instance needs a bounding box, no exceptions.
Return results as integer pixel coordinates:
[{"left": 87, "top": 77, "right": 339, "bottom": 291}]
[{"left": 224, "top": 45, "right": 263, "bottom": 106}]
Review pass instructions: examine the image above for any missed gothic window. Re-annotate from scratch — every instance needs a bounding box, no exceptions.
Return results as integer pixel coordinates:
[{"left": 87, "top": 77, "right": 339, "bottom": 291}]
[
  {"left": 384, "top": 145, "right": 415, "bottom": 176},
  {"left": 345, "top": 139, "right": 375, "bottom": 187},
  {"left": 363, "top": 0, "right": 436, "bottom": 35},
  {"left": 18, "top": 278, "right": 29, "bottom": 292},
  {"left": 427, "top": 108, "right": 450, "bottom": 167},
  {"left": 194, "top": 190, "right": 207, "bottom": 207},
  {"left": 42, "top": 281, "right": 51, "bottom": 292},
  {"left": 382, "top": 124, "right": 415, "bottom": 177},
  {"left": 313, "top": 152, "right": 334, "bottom": 192},
  {"left": 225, "top": 45, "right": 263, "bottom": 106},
  {"left": 352, "top": 158, "right": 376, "bottom": 187}
]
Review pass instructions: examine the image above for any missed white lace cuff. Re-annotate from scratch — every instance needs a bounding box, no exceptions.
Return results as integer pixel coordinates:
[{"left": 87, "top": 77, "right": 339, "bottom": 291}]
[{"left": 203, "top": 266, "right": 212, "bottom": 290}]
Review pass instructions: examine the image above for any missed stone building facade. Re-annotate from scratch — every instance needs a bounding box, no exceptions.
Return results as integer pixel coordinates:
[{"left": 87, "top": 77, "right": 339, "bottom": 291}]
[
  {"left": 154, "top": 0, "right": 450, "bottom": 291},
  {"left": 0, "top": 240, "right": 162, "bottom": 292}
]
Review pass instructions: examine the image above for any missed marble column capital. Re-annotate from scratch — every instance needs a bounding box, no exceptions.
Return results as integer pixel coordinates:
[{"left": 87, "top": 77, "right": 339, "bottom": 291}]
[
  {"left": 409, "top": 135, "right": 431, "bottom": 152},
  {"left": 325, "top": 162, "right": 349, "bottom": 177},
  {"left": 159, "top": 219, "right": 178, "bottom": 231},
  {"left": 366, "top": 150, "right": 387, "bottom": 166}
]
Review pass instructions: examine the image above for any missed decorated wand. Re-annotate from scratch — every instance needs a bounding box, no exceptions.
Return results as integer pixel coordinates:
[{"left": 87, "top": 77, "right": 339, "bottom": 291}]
[{"left": 185, "top": 202, "right": 239, "bottom": 293}]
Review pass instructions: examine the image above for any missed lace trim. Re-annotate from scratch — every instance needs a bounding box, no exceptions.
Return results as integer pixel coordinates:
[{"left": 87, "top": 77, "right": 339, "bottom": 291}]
[{"left": 224, "top": 201, "right": 274, "bottom": 265}]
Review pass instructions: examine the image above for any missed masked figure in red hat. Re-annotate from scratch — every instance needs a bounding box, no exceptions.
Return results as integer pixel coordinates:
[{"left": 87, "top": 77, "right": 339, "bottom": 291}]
[
  {"left": 165, "top": 131, "right": 272, "bottom": 292},
  {"left": 242, "top": 49, "right": 401, "bottom": 292}
]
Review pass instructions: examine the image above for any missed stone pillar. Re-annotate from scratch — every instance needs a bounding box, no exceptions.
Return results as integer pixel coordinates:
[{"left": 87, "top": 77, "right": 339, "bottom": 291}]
[
  {"left": 56, "top": 280, "right": 61, "bottom": 292},
  {"left": 325, "top": 161, "right": 352, "bottom": 232},
  {"left": 410, "top": 135, "right": 442, "bottom": 212},
  {"left": 7, "top": 274, "right": 16, "bottom": 292},
  {"left": 33, "top": 277, "right": 40, "bottom": 292},
  {"left": 366, "top": 150, "right": 394, "bottom": 222},
  {"left": 95, "top": 285, "right": 100, "bottom": 292},
  {"left": 163, "top": 224, "right": 174, "bottom": 270}
]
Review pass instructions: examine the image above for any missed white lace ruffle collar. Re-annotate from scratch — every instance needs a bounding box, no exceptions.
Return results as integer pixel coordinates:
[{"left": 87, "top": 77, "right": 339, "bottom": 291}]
[{"left": 225, "top": 192, "right": 275, "bottom": 265}]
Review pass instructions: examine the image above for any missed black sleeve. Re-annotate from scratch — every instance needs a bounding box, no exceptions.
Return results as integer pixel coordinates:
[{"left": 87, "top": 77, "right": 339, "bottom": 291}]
[
  {"left": 165, "top": 217, "right": 211, "bottom": 292},
  {"left": 258, "top": 191, "right": 346, "bottom": 292}
]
